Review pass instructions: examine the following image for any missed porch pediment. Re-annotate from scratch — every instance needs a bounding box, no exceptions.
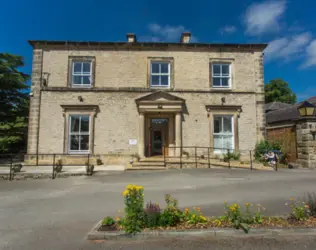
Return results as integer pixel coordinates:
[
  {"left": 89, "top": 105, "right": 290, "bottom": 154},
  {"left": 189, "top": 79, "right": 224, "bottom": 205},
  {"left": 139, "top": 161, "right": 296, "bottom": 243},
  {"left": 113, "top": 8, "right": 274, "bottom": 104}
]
[{"left": 135, "top": 91, "right": 185, "bottom": 113}]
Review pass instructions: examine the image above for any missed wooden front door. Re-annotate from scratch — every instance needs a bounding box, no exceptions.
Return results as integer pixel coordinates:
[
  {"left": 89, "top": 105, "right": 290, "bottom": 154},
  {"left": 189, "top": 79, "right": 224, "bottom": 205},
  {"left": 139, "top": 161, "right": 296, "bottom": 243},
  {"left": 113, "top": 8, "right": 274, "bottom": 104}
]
[{"left": 149, "top": 118, "right": 169, "bottom": 156}]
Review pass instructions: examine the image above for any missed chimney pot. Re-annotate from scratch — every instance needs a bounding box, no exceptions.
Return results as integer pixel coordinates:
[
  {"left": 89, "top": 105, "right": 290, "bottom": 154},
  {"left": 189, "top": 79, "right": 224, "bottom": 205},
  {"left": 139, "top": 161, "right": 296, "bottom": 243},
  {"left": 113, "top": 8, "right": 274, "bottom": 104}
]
[
  {"left": 126, "top": 33, "right": 137, "bottom": 43},
  {"left": 180, "top": 32, "right": 191, "bottom": 43}
]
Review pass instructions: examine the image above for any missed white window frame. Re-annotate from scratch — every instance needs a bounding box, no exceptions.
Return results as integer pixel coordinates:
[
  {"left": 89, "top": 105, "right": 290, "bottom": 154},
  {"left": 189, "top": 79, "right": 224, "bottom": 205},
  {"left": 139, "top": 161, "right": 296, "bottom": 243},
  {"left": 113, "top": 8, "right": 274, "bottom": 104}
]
[
  {"left": 71, "top": 61, "right": 92, "bottom": 87},
  {"left": 68, "top": 115, "right": 90, "bottom": 153},
  {"left": 213, "top": 115, "right": 234, "bottom": 154},
  {"left": 150, "top": 62, "right": 170, "bottom": 88},
  {"left": 212, "top": 63, "right": 231, "bottom": 89}
]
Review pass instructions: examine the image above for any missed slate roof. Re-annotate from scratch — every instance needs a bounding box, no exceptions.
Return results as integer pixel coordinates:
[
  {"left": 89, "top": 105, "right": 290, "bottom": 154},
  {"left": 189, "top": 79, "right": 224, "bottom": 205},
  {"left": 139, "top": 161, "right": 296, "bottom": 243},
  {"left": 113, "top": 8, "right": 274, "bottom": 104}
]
[{"left": 266, "top": 97, "right": 316, "bottom": 124}]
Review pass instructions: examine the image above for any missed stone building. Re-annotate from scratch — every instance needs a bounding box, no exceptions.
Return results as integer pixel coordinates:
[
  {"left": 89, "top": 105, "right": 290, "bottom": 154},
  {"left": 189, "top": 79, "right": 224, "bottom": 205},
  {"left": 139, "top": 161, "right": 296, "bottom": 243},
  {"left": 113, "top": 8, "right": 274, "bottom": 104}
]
[{"left": 27, "top": 33, "right": 266, "bottom": 167}]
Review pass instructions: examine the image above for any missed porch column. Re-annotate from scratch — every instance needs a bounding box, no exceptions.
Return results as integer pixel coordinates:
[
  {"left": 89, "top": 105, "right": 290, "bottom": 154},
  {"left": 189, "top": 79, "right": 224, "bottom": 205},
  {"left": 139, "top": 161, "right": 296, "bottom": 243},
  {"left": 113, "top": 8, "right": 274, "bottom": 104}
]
[
  {"left": 138, "top": 113, "right": 145, "bottom": 158},
  {"left": 175, "top": 112, "right": 182, "bottom": 156}
]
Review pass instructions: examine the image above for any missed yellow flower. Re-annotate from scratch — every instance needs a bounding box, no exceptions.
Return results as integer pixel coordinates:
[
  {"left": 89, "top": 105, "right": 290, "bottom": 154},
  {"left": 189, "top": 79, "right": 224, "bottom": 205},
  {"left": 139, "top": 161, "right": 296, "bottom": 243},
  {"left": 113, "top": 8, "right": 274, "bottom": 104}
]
[
  {"left": 215, "top": 219, "right": 222, "bottom": 226},
  {"left": 305, "top": 205, "right": 310, "bottom": 209},
  {"left": 122, "top": 190, "right": 129, "bottom": 197},
  {"left": 185, "top": 208, "right": 189, "bottom": 213},
  {"left": 290, "top": 197, "right": 294, "bottom": 201},
  {"left": 115, "top": 217, "right": 120, "bottom": 221},
  {"left": 245, "top": 202, "right": 249, "bottom": 207},
  {"left": 196, "top": 207, "right": 201, "bottom": 212}
]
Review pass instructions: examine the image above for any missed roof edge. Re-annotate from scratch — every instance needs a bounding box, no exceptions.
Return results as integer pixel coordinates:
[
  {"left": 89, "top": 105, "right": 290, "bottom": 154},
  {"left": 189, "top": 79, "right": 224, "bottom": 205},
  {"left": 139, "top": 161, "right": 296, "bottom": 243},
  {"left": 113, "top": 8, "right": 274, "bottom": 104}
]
[{"left": 28, "top": 40, "right": 268, "bottom": 50}]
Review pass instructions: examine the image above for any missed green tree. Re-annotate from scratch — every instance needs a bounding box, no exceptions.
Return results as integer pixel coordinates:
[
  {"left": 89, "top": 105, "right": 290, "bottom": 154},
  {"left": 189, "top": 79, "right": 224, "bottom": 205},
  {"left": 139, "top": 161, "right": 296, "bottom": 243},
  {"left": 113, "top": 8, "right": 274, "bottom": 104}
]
[
  {"left": 0, "top": 53, "right": 30, "bottom": 153},
  {"left": 265, "top": 79, "right": 297, "bottom": 104}
]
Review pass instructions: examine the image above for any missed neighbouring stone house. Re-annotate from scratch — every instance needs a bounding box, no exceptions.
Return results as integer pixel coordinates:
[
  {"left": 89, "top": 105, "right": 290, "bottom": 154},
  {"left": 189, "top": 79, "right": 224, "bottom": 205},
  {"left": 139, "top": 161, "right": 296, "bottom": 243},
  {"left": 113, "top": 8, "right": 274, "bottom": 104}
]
[
  {"left": 266, "top": 97, "right": 316, "bottom": 168},
  {"left": 27, "top": 33, "right": 266, "bottom": 167}
]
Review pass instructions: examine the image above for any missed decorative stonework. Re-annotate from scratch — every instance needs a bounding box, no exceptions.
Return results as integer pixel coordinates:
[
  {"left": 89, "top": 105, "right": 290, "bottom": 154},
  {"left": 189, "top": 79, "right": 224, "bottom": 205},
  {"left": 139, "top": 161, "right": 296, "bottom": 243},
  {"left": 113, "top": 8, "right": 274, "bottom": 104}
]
[{"left": 27, "top": 49, "right": 43, "bottom": 154}]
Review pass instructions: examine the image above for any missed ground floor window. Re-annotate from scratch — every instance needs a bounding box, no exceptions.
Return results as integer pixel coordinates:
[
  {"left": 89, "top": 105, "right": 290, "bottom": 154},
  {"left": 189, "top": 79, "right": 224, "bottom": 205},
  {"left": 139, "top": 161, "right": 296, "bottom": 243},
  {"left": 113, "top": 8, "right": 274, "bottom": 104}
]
[
  {"left": 68, "top": 115, "right": 90, "bottom": 153},
  {"left": 213, "top": 115, "right": 234, "bottom": 153}
]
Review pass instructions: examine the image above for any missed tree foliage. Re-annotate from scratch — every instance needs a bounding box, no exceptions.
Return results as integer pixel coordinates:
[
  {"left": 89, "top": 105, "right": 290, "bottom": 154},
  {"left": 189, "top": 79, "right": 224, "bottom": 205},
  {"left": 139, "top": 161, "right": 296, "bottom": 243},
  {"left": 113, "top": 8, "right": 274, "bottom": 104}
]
[
  {"left": 0, "top": 53, "right": 30, "bottom": 153},
  {"left": 265, "top": 79, "right": 297, "bottom": 104}
]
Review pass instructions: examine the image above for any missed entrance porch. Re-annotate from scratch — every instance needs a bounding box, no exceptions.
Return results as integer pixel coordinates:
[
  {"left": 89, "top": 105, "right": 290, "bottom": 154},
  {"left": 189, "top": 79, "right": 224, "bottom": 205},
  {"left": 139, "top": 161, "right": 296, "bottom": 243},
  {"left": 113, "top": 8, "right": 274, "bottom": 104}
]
[{"left": 135, "top": 92, "right": 184, "bottom": 158}]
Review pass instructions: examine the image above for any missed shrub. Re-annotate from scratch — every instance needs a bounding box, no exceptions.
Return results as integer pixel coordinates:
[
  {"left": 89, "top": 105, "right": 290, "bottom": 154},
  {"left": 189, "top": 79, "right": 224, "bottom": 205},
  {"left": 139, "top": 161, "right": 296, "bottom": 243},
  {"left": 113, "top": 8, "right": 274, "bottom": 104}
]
[
  {"left": 305, "top": 193, "right": 316, "bottom": 217},
  {"left": 286, "top": 197, "right": 310, "bottom": 221},
  {"left": 159, "top": 194, "right": 182, "bottom": 227},
  {"left": 102, "top": 216, "right": 115, "bottom": 226},
  {"left": 223, "top": 151, "right": 240, "bottom": 162},
  {"left": 144, "top": 201, "right": 161, "bottom": 228},
  {"left": 54, "top": 159, "right": 63, "bottom": 173},
  {"left": 183, "top": 207, "right": 207, "bottom": 225},
  {"left": 96, "top": 159, "right": 103, "bottom": 165},
  {"left": 254, "top": 140, "right": 281, "bottom": 161},
  {"left": 122, "top": 184, "right": 145, "bottom": 234}
]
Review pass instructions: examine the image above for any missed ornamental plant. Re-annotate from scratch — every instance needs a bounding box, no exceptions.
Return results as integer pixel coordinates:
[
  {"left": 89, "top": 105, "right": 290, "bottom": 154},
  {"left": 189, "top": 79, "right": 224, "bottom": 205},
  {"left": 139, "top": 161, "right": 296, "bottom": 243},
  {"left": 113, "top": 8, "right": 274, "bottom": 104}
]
[
  {"left": 144, "top": 201, "right": 161, "bottom": 228},
  {"left": 122, "top": 184, "right": 145, "bottom": 234},
  {"left": 286, "top": 197, "right": 310, "bottom": 221},
  {"left": 183, "top": 207, "right": 207, "bottom": 225},
  {"left": 102, "top": 216, "right": 115, "bottom": 226},
  {"left": 159, "top": 194, "right": 182, "bottom": 227}
]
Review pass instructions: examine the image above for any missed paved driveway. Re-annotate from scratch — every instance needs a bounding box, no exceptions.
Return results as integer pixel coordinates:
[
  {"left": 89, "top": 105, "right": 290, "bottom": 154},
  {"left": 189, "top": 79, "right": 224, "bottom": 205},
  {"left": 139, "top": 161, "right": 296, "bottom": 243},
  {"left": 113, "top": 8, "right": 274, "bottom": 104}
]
[{"left": 1, "top": 168, "right": 316, "bottom": 249}]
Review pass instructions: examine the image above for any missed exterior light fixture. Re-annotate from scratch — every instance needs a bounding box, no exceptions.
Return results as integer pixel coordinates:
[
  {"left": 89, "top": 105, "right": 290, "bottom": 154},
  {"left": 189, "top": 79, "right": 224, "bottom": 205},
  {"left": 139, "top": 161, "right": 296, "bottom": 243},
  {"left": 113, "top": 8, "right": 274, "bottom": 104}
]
[{"left": 298, "top": 101, "right": 315, "bottom": 117}]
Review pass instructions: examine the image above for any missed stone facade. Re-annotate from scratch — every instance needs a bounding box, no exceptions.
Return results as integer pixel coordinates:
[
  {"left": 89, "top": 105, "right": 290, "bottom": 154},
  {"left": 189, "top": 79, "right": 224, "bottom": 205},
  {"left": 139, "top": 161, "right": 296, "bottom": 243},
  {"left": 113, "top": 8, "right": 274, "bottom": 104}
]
[{"left": 27, "top": 39, "right": 266, "bottom": 166}]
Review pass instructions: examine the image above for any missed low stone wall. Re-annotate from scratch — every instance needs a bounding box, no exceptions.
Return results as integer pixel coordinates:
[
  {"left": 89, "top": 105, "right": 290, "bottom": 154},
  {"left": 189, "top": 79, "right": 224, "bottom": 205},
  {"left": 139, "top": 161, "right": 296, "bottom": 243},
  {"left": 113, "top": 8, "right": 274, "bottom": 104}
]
[{"left": 24, "top": 154, "right": 132, "bottom": 167}]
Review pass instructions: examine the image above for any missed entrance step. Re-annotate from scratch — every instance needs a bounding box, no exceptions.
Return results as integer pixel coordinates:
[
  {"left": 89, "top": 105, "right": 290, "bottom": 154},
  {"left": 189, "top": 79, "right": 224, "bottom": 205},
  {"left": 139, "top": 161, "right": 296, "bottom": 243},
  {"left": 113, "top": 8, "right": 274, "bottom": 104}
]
[
  {"left": 133, "top": 161, "right": 165, "bottom": 166},
  {"left": 130, "top": 160, "right": 166, "bottom": 170}
]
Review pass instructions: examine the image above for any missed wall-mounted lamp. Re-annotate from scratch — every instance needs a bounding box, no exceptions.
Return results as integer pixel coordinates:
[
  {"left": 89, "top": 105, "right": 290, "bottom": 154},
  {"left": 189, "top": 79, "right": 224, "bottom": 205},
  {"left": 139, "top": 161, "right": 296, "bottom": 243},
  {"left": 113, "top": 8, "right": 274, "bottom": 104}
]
[
  {"left": 221, "top": 97, "right": 226, "bottom": 105},
  {"left": 41, "top": 72, "right": 50, "bottom": 87},
  {"left": 237, "top": 108, "right": 242, "bottom": 118},
  {"left": 78, "top": 96, "right": 84, "bottom": 102}
]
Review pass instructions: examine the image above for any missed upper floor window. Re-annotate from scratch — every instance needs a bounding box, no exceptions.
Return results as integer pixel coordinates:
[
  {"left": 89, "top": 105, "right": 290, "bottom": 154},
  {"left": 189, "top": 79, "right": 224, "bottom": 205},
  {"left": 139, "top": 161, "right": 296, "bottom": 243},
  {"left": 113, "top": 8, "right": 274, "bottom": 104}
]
[
  {"left": 150, "top": 62, "right": 170, "bottom": 88},
  {"left": 72, "top": 61, "right": 92, "bottom": 87},
  {"left": 212, "top": 63, "right": 231, "bottom": 88}
]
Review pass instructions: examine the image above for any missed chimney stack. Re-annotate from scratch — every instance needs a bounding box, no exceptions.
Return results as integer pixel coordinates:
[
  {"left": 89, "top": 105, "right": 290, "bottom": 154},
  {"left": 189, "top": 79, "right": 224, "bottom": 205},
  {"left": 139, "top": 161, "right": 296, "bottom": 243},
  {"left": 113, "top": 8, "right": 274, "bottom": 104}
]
[
  {"left": 126, "top": 33, "right": 137, "bottom": 43},
  {"left": 180, "top": 32, "right": 191, "bottom": 43}
]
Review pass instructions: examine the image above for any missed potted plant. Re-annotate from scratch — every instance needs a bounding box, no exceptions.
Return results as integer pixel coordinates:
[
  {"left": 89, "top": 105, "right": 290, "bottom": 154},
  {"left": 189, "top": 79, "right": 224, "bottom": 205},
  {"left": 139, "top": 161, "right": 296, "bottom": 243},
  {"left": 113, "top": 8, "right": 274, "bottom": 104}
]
[
  {"left": 12, "top": 164, "right": 23, "bottom": 173},
  {"left": 54, "top": 159, "right": 63, "bottom": 173},
  {"left": 85, "top": 162, "right": 95, "bottom": 176}
]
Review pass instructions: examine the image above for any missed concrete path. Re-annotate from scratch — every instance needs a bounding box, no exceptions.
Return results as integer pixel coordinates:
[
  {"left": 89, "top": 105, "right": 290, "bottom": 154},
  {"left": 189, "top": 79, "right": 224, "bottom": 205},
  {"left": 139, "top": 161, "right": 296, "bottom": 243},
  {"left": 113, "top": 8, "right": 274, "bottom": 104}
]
[{"left": 0, "top": 168, "right": 316, "bottom": 249}]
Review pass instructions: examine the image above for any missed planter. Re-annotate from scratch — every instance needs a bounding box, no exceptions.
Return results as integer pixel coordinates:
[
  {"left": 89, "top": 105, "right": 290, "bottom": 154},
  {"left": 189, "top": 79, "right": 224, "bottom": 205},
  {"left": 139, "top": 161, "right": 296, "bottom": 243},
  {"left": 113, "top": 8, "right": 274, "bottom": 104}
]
[
  {"left": 12, "top": 164, "right": 23, "bottom": 173},
  {"left": 86, "top": 164, "right": 94, "bottom": 176},
  {"left": 54, "top": 165, "right": 63, "bottom": 173}
]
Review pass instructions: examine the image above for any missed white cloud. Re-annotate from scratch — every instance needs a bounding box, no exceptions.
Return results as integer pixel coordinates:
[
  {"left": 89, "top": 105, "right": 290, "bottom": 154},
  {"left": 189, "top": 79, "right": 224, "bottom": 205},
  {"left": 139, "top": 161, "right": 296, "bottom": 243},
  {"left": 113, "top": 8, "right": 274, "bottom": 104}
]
[
  {"left": 265, "top": 32, "right": 312, "bottom": 61},
  {"left": 220, "top": 25, "right": 237, "bottom": 35},
  {"left": 303, "top": 40, "right": 316, "bottom": 67},
  {"left": 244, "top": 0, "right": 286, "bottom": 36},
  {"left": 144, "top": 23, "right": 198, "bottom": 42}
]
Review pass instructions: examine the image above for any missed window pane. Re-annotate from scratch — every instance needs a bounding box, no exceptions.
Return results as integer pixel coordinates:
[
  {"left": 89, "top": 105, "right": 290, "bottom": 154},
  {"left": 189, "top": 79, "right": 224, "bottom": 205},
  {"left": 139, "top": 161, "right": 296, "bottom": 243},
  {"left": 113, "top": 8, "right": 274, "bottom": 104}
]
[
  {"left": 223, "top": 135, "right": 234, "bottom": 150},
  {"left": 72, "top": 76, "right": 82, "bottom": 85},
  {"left": 151, "top": 75, "right": 159, "bottom": 86},
  {"left": 213, "top": 77, "right": 221, "bottom": 87},
  {"left": 80, "top": 135, "right": 89, "bottom": 151},
  {"left": 70, "top": 135, "right": 80, "bottom": 150},
  {"left": 213, "top": 65, "right": 220, "bottom": 75},
  {"left": 82, "top": 62, "right": 91, "bottom": 73},
  {"left": 73, "top": 62, "right": 82, "bottom": 73},
  {"left": 160, "top": 63, "right": 169, "bottom": 73},
  {"left": 82, "top": 76, "right": 91, "bottom": 85},
  {"left": 80, "top": 116, "right": 90, "bottom": 132},
  {"left": 223, "top": 116, "right": 232, "bottom": 133},
  {"left": 160, "top": 76, "right": 169, "bottom": 86},
  {"left": 214, "top": 135, "right": 223, "bottom": 149},
  {"left": 151, "top": 63, "right": 159, "bottom": 73},
  {"left": 222, "top": 64, "right": 230, "bottom": 75},
  {"left": 70, "top": 116, "right": 80, "bottom": 132},
  {"left": 222, "top": 78, "right": 229, "bottom": 87},
  {"left": 214, "top": 117, "right": 222, "bottom": 133}
]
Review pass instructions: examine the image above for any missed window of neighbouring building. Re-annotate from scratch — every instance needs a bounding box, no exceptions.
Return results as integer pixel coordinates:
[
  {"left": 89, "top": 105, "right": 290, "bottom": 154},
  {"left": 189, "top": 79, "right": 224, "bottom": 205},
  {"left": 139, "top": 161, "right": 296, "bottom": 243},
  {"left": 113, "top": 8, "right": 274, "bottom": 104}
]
[
  {"left": 212, "top": 63, "right": 231, "bottom": 88},
  {"left": 213, "top": 115, "right": 234, "bottom": 153},
  {"left": 71, "top": 61, "right": 92, "bottom": 87},
  {"left": 68, "top": 115, "right": 90, "bottom": 153},
  {"left": 150, "top": 62, "right": 170, "bottom": 88}
]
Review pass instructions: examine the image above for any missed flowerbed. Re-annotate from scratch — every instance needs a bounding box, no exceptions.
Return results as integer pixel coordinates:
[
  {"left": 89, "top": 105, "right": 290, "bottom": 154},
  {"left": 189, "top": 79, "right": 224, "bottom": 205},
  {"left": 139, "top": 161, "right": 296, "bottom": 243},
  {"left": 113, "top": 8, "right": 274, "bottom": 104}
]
[{"left": 99, "top": 185, "right": 316, "bottom": 234}]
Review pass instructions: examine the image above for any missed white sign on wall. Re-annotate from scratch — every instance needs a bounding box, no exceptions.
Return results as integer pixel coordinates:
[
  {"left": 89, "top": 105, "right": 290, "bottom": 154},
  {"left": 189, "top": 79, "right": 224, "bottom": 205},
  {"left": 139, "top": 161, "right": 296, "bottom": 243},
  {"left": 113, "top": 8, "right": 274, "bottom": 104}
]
[{"left": 129, "top": 139, "right": 137, "bottom": 145}]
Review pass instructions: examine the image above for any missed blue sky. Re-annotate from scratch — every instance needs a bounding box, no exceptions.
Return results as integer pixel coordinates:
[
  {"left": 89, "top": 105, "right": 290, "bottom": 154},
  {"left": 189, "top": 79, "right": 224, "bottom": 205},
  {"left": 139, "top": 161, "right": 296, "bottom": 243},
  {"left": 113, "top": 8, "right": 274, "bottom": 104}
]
[{"left": 1, "top": 0, "right": 316, "bottom": 101}]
